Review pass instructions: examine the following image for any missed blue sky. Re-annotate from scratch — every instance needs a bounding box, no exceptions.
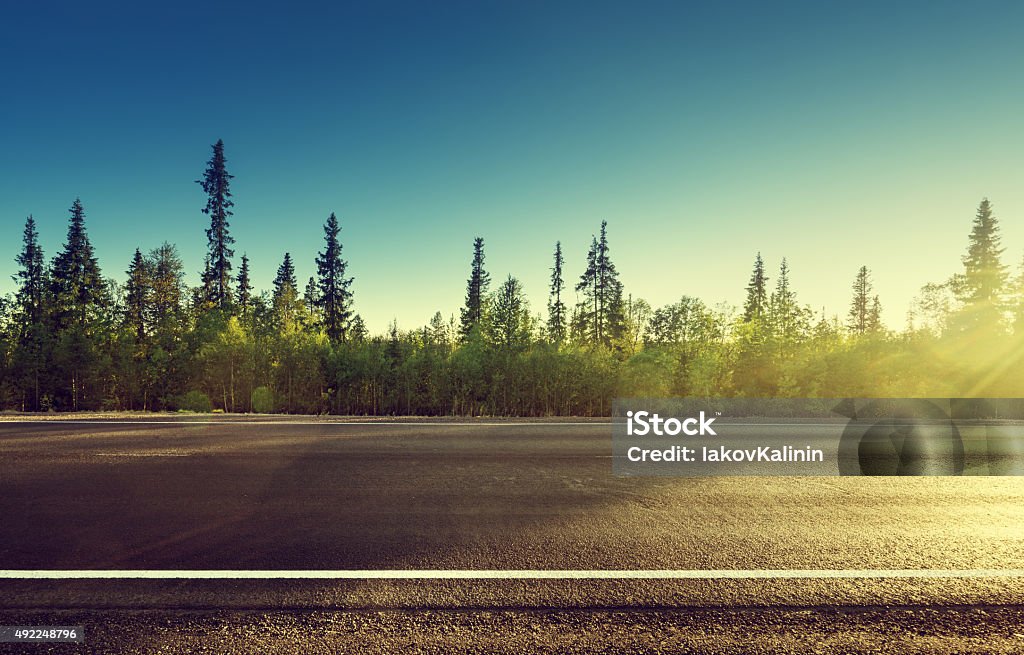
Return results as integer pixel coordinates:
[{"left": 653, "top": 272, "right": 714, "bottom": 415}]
[{"left": 2, "top": 1, "right": 1023, "bottom": 332}]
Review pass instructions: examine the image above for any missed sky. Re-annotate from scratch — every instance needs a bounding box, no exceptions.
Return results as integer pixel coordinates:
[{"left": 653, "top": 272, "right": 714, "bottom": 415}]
[{"left": 2, "top": 0, "right": 1023, "bottom": 333}]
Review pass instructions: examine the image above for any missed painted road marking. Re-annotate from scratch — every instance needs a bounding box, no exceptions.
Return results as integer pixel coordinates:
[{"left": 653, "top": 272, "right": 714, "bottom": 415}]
[
  {"left": 1, "top": 421, "right": 980, "bottom": 427},
  {"left": 2, "top": 570, "right": 1024, "bottom": 579},
  {"left": 0, "top": 421, "right": 608, "bottom": 426}
]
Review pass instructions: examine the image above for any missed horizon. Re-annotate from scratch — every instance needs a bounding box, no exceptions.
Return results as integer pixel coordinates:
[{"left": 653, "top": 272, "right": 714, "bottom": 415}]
[{"left": 3, "top": 1, "right": 1024, "bottom": 333}]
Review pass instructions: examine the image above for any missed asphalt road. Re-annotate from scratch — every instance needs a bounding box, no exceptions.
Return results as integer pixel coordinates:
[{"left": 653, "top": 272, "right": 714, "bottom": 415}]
[{"left": 1, "top": 416, "right": 1023, "bottom": 653}]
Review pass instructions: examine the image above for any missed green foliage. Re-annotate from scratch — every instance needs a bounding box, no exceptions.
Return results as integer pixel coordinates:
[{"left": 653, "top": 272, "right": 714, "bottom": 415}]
[
  {"left": 574, "top": 222, "right": 625, "bottom": 349},
  {"left": 948, "top": 198, "right": 1008, "bottom": 337},
  {"left": 460, "top": 237, "right": 490, "bottom": 340},
  {"left": 315, "top": 212, "right": 354, "bottom": 343},
  {"left": 546, "top": 241, "right": 566, "bottom": 346},
  {"left": 178, "top": 390, "right": 212, "bottom": 413},
  {"left": 5, "top": 167, "right": 1023, "bottom": 416},
  {"left": 251, "top": 385, "right": 274, "bottom": 413},
  {"left": 196, "top": 139, "right": 235, "bottom": 310},
  {"left": 743, "top": 252, "right": 768, "bottom": 322},
  {"left": 236, "top": 254, "right": 253, "bottom": 313}
]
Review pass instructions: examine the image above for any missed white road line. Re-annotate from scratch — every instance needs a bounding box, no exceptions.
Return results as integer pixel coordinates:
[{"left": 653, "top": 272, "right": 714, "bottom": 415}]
[
  {"left": 1, "top": 570, "right": 1023, "bottom": 580},
  {"left": 5, "top": 421, "right": 1003, "bottom": 427},
  {"left": 0, "top": 421, "right": 607, "bottom": 426}
]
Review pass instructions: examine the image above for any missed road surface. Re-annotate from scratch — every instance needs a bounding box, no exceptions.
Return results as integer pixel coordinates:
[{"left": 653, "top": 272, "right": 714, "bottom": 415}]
[{"left": 1, "top": 416, "right": 1023, "bottom": 653}]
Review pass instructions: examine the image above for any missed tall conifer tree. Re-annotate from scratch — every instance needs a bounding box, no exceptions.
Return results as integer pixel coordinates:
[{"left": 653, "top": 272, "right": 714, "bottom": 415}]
[
  {"left": 236, "top": 254, "right": 253, "bottom": 314},
  {"left": 124, "top": 248, "right": 149, "bottom": 342},
  {"left": 459, "top": 237, "right": 490, "bottom": 339},
  {"left": 547, "top": 241, "right": 567, "bottom": 345},
  {"left": 51, "top": 198, "right": 105, "bottom": 327},
  {"left": 12, "top": 215, "right": 48, "bottom": 410},
  {"left": 742, "top": 253, "right": 768, "bottom": 322},
  {"left": 315, "top": 212, "right": 354, "bottom": 343},
  {"left": 196, "top": 139, "right": 235, "bottom": 309},
  {"left": 953, "top": 198, "right": 1007, "bottom": 334},
  {"left": 848, "top": 266, "right": 872, "bottom": 335}
]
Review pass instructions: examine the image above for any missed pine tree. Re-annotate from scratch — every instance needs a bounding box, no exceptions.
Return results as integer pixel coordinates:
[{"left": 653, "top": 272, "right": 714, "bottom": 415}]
[
  {"left": 848, "top": 266, "right": 872, "bottom": 335},
  {"left": 315, "top": 212, "right": 354, "bottom": 343},
  {"left": 742, "top": 252, "right": 768, "bottom": 322},
  {"left": 272, "top": 252, "right": 301, "bottom": 329},
  {"left": 196, "top": 139, "right": 235, "bottom": 309},
  {"left": 769, "top": 258, "right": 800, "bottom": 340},
  {"left": 273, "top": 252, "right": 297, "bottom": 302},
  {"left": 12, "top": 215, "right": 48, "bottom": 410},
  {"left": 236, "top": 254, "right": 253, "bottom": 314},
  {"left": 146, "top": 243, "right": 185, "bottom": 349},
  {"left": 574, "top": 236, "right": 600, "bottom": 343},
  {"left": 349, "top": 315, "right": 368, "bottom": 342},
  {"left": 49, "top": 198, "right": 106, "bottom": 410},
  {"left": 490, "top": 275, "right": 531, "bottom": 350},
  {"left": 867, "top": 295, "right": 883, "bottom": 334},
  {"left": 546, "top": 241, "right": 566, "bottom": 345},
  {"left": 303, "top": 276, "right": 318, "bottom": 317},
  {"left": 459, "top": 237, "right": 490, "bottom": 340},
  {"left": 51, "top": 198, "right": 105, "bottom": 327},
  {"left": 596, "top": 221, "right": 626, "bottom": 346},
  {"left": 953, "top": 198, "right": 1007, "bottom": 333},
  {"left": 14, "top": 215, "right": 46, "bottom": 325},
  {"left": 124, "top": 248, "right": 149, "bottom": 342},
  {"left": 428, "top": 311, "right": 450, "bottom": 347},
  {"left": 574, "top": 222, "right": 625, "bottom": 347}
]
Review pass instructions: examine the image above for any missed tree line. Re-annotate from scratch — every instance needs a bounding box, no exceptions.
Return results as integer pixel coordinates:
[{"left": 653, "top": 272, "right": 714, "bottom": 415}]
[{"left": 2, "top": 142, "right": 1024, "bottom": 415}]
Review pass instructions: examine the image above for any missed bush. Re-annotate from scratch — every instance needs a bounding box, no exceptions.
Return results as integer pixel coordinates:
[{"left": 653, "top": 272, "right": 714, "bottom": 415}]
[
  {"left": 178, "top": 390, "right": 212, "bottom": 413},
  {"left": 251, "top": 386, "right": 274, "bottom": 414}
]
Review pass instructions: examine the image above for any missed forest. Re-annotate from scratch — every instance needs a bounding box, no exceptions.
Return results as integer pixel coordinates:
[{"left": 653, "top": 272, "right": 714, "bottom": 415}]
[{"left": 2, "top": 140, "right": 1023, "bottom": 415}]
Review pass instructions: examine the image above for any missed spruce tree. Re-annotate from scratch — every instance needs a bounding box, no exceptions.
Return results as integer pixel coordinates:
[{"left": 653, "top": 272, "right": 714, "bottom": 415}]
[
  {"left": 146, "top": 242, "right": 185, "bottom": 349},
  {"left": 546, "top": 241, "right": 566, "bottom": 345},
  {"left": 124, "top": 248, "right": 149, "bottom": 342},
  {"left": 867, "top": 295, "right": 883, "bottom": 334},
  {"left": 14, "top": 216, "right": 46, "bottom": 324},
  {"left": 272, "top": 252, "right": 300, "bottom": 329},
  {"left": 574, "top": 236, "right": 600, "bottom": 343},
  {"left": 196, "top": 139, "right": 235, "bottom": 309},
  {"left": 236, "top": 254, "right": 253, "bottom": 314},
  {"left": 769, "top": 258, "right": 799, "bottom": 340},
  {"left": 12, "top": 215, "right": 47, "bottom": 410},
  {"left": 273, "top": 252, "right": 297, "bottom": 302},
  {"left": 303, "top": 276, "right": 318, "bottom": 317},
  {"left": 490, "top": 275, "right": 531, "bottom": 351},
  {"left": 954, "top": 198, "right": 1007, "bottom": 333},
  {"left": 459, "top": 237, "right": 490, "bottom": 339},
  {"left": 574, "top": 223, "right": 625, "bottom": 348},
  {"left": 596, "top": 221, "right": 626, "bottom": 345},
  {"left": 848, "top": 266, "right": 872, "bottom": 335},
  {"left": 349, "top": 315, "right": 368, "bottom": 342},
  {"left": 51, "top": 198, "right": 105, "bottom": 327},
  {"left": 742, "top": 252, "right": 768, "bottom": 322},
  {"left": 49, "top": 198, "right": 106, "bottom": 410},
  {"left": 315, "top": 212, "right": 354, "bottom": 343}
]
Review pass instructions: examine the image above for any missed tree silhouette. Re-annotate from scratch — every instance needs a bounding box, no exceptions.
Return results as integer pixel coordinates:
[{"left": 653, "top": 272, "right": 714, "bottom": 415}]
[
  {"left": 742, "top": 252, "right": 768, "bottom": 322},
  {"left": 11, "top": 215, "right": 47, "bottom": 410},
  {"left": 315, "top": 212, "right": 354, "bottom": 343},
  {"left": 236, "top": 254, "right": 253, "bottom": 314},
  {"left": 196, "top": 139, "right": 235, "bottom": 310},
  {"left": 459, "top": 237, "right": 490, "bottom": 340},
  {"left": 848, "top": 266, "right": 873, "bottom": 335},
  {"left": 951, "top": 198, "right": 1007, "bottom": 335},
  {"left": 546, "top": 241, "right": 566, "bottom": 346},
  {"left": 124, "top": 248, "right": 149, "bottom": 343}
]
